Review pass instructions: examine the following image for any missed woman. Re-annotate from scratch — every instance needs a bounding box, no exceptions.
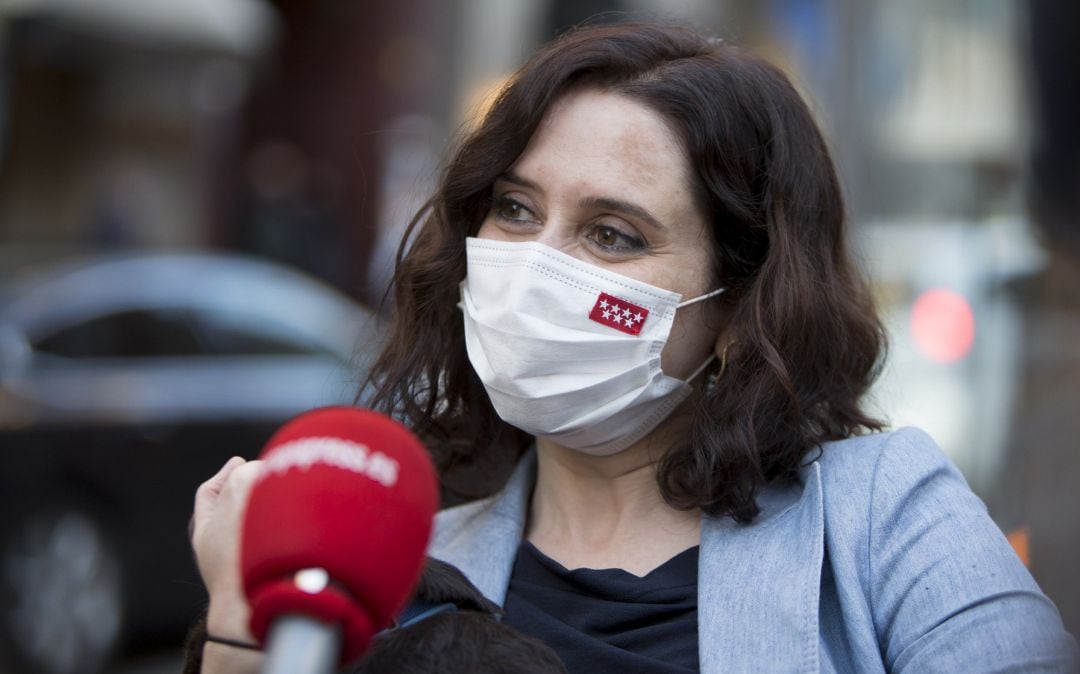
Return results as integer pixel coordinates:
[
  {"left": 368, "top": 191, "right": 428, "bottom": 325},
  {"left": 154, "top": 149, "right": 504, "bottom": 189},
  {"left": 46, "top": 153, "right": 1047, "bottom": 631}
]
[{"left": 191, "top": 22, "right": 1078, "bottom": 672}]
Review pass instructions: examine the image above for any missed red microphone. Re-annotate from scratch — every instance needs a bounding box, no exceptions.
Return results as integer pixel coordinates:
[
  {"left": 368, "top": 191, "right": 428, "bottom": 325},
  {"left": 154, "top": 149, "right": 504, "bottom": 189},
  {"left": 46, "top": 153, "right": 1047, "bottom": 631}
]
[{"left": 240, "top": 407, "right": 439, "bottom": 673}]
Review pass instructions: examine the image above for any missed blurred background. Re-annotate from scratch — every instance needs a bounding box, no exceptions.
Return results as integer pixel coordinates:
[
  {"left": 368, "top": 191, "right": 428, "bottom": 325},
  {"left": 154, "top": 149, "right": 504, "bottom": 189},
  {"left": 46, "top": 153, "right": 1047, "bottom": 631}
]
[{"left": 0, "top": 0, "right": 1076, "bottom": 672}]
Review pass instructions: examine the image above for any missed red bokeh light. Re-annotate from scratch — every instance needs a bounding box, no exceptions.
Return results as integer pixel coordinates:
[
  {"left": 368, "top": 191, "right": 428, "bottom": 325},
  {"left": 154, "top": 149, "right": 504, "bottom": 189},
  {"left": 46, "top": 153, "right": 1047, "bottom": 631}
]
[{"left": 910, "top": 288, "right": 975, "bottom": 363}]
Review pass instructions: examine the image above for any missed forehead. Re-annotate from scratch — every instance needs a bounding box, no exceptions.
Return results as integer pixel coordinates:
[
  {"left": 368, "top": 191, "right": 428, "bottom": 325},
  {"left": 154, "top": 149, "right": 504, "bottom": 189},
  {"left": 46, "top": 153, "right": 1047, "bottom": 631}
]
[{"left": 509, "top": 88, "right": 701, "bottom": 220}]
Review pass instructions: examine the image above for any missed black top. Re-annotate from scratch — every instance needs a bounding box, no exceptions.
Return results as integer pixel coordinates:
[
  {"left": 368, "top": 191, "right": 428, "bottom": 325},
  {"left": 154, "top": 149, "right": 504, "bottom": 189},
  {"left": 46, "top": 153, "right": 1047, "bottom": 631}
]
[{"left": 502, "top": 541, "right": 700, "bottom": 674}]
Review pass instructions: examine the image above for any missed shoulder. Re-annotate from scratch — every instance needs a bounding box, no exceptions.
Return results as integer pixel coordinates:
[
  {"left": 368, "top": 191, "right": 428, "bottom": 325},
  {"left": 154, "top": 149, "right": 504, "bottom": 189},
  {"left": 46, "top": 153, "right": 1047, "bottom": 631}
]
[
  {"left": 810, "top": 426, "right": 993, "bottom": 585},
  {"left": 808, "top": 425, "right": 986, "bottom": 584},
  {"left": 810, "top": 426, "right": 967, "bottom": 516},
  {"left": 814, "top": 425, "right": 950, "bottom": 483},
  {"left": 812, "top": 428, "right": 1079, "bottom": 670}
]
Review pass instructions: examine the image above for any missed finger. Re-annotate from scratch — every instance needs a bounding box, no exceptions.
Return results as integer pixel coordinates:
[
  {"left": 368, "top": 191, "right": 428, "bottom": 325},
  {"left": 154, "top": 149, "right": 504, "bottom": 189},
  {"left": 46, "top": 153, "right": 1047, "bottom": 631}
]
[
  {"left": 217, "top": 460, "right": 265, "bottom": 506},
  {"left": 193, "top": 456, "right": 248, "bottom": 530},
  {"left": 193, "top": 459, "right": 266, "bottom": 548},
  {"left": 200, "top": 456, "right": 248, "bottom": 497}
]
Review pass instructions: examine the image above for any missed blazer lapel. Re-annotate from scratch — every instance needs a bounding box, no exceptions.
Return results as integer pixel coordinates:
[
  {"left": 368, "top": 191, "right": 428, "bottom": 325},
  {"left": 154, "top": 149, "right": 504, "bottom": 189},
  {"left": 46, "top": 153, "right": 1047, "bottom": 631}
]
[
  {"left": 429, "top": 451, "right": 534, "bottom": 606},
  {"left": 698, "top": 462, "right": 825, "bottom": 673}
]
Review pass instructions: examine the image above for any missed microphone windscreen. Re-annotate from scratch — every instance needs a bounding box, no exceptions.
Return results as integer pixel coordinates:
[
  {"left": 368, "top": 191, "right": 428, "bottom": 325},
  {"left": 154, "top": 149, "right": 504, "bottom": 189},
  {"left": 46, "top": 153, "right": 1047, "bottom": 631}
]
[{"left": 240, "top": 406, "right": 439, "bottom": 664}]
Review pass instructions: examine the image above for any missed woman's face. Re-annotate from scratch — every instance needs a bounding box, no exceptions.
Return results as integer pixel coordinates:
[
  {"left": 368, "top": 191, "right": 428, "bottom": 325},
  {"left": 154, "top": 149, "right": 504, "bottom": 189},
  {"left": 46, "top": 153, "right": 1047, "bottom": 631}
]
[{"left": 477, "top": 87, "right": 721, "bottom": 378}]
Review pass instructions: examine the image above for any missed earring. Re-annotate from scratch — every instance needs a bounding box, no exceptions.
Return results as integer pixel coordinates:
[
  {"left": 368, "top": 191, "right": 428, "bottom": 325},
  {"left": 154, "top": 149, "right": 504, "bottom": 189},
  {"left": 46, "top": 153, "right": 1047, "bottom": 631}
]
[
  {"left": 719, "top": 340, "right": 734, "bottom": 378},
  {"left": 705, "top": 341, "right": 735, "bottom": 395}
]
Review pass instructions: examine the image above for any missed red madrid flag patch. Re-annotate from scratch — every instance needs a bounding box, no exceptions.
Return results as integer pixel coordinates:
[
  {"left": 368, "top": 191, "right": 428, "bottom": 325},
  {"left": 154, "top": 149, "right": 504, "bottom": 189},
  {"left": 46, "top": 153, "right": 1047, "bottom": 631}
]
[{"left": 589, "top": 292, "right": 649, "bottom": 335}]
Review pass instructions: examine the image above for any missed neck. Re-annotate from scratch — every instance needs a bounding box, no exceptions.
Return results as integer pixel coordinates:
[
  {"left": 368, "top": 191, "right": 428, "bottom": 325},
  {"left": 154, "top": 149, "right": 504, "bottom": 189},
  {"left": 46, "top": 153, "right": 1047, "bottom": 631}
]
[{"left": 526, "top": 429, "right": 701, "bottom": 576}]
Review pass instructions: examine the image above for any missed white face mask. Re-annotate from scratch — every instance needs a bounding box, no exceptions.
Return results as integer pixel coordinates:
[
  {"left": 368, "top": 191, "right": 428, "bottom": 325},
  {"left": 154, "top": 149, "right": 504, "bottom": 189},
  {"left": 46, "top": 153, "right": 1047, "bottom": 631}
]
[{"left": 460, "top": 237, "right": 723, "bottom": 456}]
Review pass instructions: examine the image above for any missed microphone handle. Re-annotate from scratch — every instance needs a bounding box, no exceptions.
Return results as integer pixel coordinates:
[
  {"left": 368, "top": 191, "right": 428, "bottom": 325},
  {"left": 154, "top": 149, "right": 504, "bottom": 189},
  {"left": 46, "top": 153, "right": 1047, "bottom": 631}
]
[{"left": 260, "top": 616, "right": 343, "bottom": 674}]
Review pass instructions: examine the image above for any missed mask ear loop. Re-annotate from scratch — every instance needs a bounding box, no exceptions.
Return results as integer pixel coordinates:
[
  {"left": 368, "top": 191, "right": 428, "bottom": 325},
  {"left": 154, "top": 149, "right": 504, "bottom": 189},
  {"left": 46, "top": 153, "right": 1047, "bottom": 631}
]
[
  {"left": 685, "top": 352, "right": 716, "bottom": 384},
  {"left": 676, "top": 287, "right": 725, "bottom": 309},
  {"left": 677, "top": 287, "right": 727, "bottom": 387}
]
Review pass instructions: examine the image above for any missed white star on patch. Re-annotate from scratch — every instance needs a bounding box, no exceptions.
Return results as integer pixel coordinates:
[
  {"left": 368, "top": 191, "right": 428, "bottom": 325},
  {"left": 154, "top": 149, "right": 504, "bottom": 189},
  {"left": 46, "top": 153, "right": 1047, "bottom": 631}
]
[
  {"left": 621, "top": 308, "right": 632, "bottom": 319},
  {"left": 602, "top": 309, "right": 613, "bottom": 320},
  {"left": 633, "top": 313, "right": 644, "bottom": 323},
  {"left": 599, "top": 299, "right": 610, "bottom": 310}
]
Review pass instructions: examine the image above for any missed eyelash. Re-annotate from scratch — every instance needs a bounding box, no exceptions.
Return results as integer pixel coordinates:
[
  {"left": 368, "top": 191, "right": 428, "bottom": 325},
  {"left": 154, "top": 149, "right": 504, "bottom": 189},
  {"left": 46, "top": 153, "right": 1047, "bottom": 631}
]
[
  {"left": 492, "top": 195, "right": 537, "bottom": 225},
  {"left": 490, "top": 195, "right": 648, "bottom": 254}
]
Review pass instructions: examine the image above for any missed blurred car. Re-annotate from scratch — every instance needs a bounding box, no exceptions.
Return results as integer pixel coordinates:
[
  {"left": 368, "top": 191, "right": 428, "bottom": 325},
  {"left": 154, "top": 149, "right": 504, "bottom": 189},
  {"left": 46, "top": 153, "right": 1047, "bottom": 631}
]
[{"left": 0, "top": 250, "right": 383, "bottom": 674}]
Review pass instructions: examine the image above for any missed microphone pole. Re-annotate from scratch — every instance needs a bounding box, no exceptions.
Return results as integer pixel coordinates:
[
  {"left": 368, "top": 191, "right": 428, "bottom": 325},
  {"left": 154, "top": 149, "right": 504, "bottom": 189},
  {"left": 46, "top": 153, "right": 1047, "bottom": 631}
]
[
  {"left": 259, "top": 566, "right": 344, "bottom": 674},
  {"left": 262, "top": 616, "right": 341, "bottom": 674}
]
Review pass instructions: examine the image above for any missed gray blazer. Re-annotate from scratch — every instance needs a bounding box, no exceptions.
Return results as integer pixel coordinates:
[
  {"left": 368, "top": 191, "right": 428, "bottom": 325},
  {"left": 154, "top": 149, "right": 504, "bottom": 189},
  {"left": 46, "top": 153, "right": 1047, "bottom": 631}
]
[{"left": 429, "top": 427, "right": 1078, "bottom": 672}]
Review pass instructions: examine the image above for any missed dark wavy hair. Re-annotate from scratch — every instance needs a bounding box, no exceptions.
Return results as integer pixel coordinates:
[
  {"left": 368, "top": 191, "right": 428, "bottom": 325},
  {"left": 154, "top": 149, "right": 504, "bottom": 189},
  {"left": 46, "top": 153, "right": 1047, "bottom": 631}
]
[{"left": 365, "top": 22, "right": 885, "bottom": 523}]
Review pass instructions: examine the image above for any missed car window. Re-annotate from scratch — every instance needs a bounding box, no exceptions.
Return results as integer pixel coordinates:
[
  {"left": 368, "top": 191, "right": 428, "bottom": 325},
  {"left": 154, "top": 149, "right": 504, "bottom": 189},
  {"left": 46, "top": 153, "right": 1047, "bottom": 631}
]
[
  {"left": 33, "top": 309, "right": 203, "bottom": 358},
  {"left": 33, "top": 308, "right": 338, "bottom": 360},
  {"left": 187, "top": 309, "right": 326, "bottom": 357}
]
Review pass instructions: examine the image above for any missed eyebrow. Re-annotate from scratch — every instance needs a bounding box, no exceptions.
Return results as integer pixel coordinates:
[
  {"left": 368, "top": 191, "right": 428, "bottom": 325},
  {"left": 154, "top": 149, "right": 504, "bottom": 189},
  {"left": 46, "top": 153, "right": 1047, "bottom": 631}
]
[
  {"left": 497, "top": 171, "right": 667, "bottom": 231},
  {"left": 498, "top": 171, "right": 541, "bottom": 192},
  {"left": 579, "top": 196, "right": 666, "bottom": 232}
]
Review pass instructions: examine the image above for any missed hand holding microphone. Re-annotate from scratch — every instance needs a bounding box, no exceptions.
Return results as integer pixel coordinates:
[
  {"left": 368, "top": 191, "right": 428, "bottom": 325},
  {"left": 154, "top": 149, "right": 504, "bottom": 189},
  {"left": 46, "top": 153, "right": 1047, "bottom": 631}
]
[
  {"left": 241, "top": 407, "right": 439, "bottom": 673},
  {"left": 191, "top": 407, "right": 439, "bottom": 674},
  {"left": 193, "top": 456, "right": 265, "bottom": 655}
]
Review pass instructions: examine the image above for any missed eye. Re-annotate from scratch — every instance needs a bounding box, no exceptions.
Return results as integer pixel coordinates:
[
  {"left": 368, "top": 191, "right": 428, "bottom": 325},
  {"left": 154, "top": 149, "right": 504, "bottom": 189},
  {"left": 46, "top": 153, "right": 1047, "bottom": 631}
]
[
  {"left": 587, "top": 224, "right": 646, "bottom": 253},
  {"left": 492, "top": 196, "right": 537, "bottom": 224}
]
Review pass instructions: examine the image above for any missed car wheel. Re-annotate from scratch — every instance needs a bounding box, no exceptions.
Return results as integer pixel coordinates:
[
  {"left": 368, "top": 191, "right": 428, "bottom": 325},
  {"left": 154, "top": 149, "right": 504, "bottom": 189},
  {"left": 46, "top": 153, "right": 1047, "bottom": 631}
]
[{"left": 0, "top": 506, "right": 124, "bottom": 674}]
